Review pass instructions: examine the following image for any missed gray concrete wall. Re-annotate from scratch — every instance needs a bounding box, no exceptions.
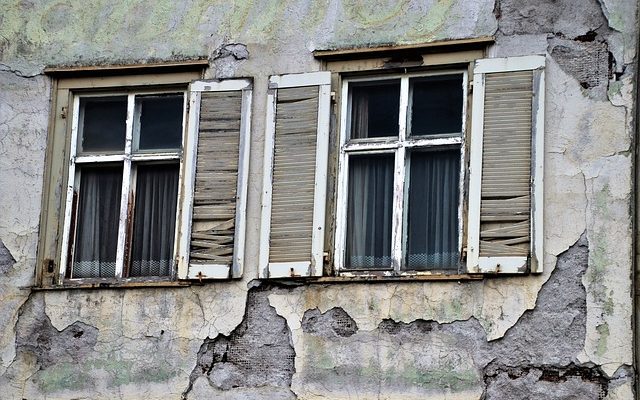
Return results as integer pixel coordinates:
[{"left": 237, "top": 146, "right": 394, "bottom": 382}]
[{"left": 0, "top": 0, "right": 638, "bottom": 399}]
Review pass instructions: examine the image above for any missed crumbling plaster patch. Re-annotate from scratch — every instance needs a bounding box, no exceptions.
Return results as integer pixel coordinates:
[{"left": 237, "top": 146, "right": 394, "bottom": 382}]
[{"left": 268, "top": 235, "right": 633, "bottom": 399}]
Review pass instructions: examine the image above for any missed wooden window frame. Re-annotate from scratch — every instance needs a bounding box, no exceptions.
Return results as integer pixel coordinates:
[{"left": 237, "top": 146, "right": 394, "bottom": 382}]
[
  {"left": 334, "top": 70, "right": 469, "bottom": 277},
  {"left": 37, "top": 68, "right": 204, "bottom": 288}
]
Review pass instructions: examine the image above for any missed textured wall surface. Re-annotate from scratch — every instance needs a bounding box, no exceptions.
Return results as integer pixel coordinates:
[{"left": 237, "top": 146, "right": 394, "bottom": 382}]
[{"left": 0, "top": 0, "right": 638, "bottom": 399}]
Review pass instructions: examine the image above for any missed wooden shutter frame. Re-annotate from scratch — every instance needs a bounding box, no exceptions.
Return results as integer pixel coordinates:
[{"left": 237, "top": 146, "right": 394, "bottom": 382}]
[
  {"left": 466, "top": 55, "right": 545, "bottom": 274},
  {"left": 259, "top": 71, "right": 331, "bottom": 278},
  {"left": 176, "top": 79, "right": 252, "bottom": 280}
]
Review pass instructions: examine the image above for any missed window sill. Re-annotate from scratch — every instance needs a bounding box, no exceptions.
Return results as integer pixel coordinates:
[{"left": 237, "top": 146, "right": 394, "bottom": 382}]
[
  {"left": 265, "top": 273, "right": 485, "bottom": 284},
  {"left": 34, "top": 278, "right": 191, "bottom": 291}
]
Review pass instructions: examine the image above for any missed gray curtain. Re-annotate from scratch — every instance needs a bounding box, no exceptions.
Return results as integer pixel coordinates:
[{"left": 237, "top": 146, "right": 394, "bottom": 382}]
[
  {"left": 346, "top": 154, "right": 394, "bottom": 268},
  {"left": 406, "top": 150, "right": 460, "bottom": 270},
  {"left": 129, "top": 164, "right": 179, "bottom": 277},
  {"left": 73, "top": 166, "right": 122, "bottom": 278},
  {"left": 351, "top": 89, "right": 369, "bottom": 139}
]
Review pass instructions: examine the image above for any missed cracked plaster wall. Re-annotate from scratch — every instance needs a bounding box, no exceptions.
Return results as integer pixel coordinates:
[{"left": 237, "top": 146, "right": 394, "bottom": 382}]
[{"left": 0, "top": 0, "right": 638, "bottom": 399}]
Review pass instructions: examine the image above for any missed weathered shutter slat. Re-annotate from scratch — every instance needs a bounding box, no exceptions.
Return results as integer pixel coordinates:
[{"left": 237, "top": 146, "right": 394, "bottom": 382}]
[
  {"left": 260, "top": 72, "right": 331, "bottom": 278},
  {"left": 176, "top": 79, "right": 252, "bottom": 279},
  {"left": 189, "top": 90, "right": 241, "bottom": 268},
  {"left": 467, "top": 55, "right": 545, "bottom": 274}
]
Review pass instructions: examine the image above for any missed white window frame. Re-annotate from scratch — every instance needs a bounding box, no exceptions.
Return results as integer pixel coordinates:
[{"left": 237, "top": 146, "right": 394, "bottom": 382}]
[
  {"left": 334, "top": 70, "right": 468, "bottom": 276},
  {"left": 59, "top": 88, "right": 188, "bottom": 282}
]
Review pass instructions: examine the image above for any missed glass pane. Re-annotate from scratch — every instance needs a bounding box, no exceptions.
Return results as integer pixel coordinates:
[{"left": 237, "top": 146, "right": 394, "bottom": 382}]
[
  {"left": 136, "top": 94, "right": 183, "bottom": 151},
  {"left": 72, "top": 165, "right": 123, "bottom": 278},
  {"left": 79, "top": 96, "right": 127, "bottom": 152},
  {"left": 409, "top": 75, "right": 463, "bottom": 136},
  {"left": 129, "top": 163, "right": 179, "bottom": 277},
  {"left": 350, "top": 80, "right": 400, "bottom": 139},
  {"left": 346, "top": 154, "right": 394, "bottom": 269},
  {"left": 405, "top": 149, "right": 460, "bottom": 270}
]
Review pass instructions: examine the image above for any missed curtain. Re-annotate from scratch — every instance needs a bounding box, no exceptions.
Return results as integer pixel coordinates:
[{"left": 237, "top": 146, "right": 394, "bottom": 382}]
[
  {"left": 73, "top": 166, "right": 122, "bottom": 278},
  {"left": 346, "top": 154, "right": 394, "bottom": 268},
  {"left": 129, "top": 164, "right": 179, "bottom": 277},
  {"left": 406, "top": 150, "right": 460, "bottom": 270},
  {"left": 350, "top": 88, "right": 369, "bottom": 139}
]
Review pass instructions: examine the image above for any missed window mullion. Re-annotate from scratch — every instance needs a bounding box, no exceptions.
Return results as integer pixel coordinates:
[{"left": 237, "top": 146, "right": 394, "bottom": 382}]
[
  {"left": 114, "top": 94, "right": 135, "bottom": 279},
  {"left": 391, "top": 77, "right": 409, "bottom": 272}
]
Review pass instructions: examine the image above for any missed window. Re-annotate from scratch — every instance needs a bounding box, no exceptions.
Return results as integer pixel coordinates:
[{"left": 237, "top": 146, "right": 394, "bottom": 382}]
[
  {"left": 60, "top": 91, "right": 185, "bottom": 280},
  {"left": 258, "top": 53, "right": 545, "bottom": 279},
  {"left": 334, "top": 72, "right": 467, "bottom": 275},
  {"left": 37, "top": 66, "right": 252, "bottom": 287}
]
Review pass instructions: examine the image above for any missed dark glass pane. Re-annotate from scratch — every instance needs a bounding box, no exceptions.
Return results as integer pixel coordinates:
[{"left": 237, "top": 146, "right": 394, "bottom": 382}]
[
  {"left": 72, "top": 165, "right": 123, "bottom": 278},
  {"left": 409, "top": 75, "right": 463, "bottom": 136},
  {"left": 79, "top": 96, "right": 127, "bottom": 152},
  {"left": 129, "top": 163, "right": 179, "bottom": 277},
  {"left": 346, "top": 154, "right": 394, "bottom": 269},
  {"left": 137, "top": 94, "right": 183, "bottom": 151},
  {"left": 405, "top": 150, "right": 460, "bottom": 270},
  {"left": 350, "top": 80, "right": 400, "bottom": 139}
]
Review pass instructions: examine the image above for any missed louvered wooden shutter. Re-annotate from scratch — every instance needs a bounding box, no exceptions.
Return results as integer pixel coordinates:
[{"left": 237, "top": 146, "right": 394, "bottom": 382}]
[
  {"left": 260, "top": 72, "right": 331, "bottom": 278},
  {"left": 467, "top": 56, "right": 545, "bottom": 274},
  {"left": 176, "top": 79, "right": 252, "bottom": 279}
]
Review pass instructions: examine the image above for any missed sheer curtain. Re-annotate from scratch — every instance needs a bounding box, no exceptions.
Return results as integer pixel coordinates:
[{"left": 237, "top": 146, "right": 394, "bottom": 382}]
[
  {"left": 130, "top": 164, "right": 179, "bottom": 277},
  {"left": 73, "top": 166, "right": 122, "bottom": 278},
  {"left": 406, "top": 150, "right": 460, "bottom": 270},
  {"left": 351, "top": 88, "right": 369, "bottom": 139},
  {"left": 346, "top": 155, "right": 394, "bottom": 268}
]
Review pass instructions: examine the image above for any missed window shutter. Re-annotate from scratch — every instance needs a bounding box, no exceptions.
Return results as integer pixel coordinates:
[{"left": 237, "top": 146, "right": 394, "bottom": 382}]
[
  {"left": 467, "top": 56, "right": 545, "bottom": 274},
  {"left": 260, "top": 72, "right": 331, "bottom": 278},
  {"left": 176, "top": 79, "right": 252, "bottom": 279}
]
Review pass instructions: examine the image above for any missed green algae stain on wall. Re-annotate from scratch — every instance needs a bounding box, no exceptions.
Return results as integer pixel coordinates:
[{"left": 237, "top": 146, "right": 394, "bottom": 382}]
[
  {"left": 37, "top": 362, "right": 92, "bottom": 393},
  {"left": 36, "top": 358, "right": 178, "bottom": 393},
  {"left": 595, "top": 323, "right": 610, "bottom": 357},
  {"left": 342, "top": 0, "right": 409, "bottom": 26}
]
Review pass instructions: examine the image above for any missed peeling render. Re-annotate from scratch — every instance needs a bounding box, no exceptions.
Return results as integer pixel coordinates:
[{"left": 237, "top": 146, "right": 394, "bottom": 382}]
[{"left": 0, "top": 0, "right": 638, "bottom": 399}]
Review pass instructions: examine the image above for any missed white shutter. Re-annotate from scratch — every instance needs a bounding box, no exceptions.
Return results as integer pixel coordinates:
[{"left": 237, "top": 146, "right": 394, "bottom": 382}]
[
  {"left": 176, "top": 79, "right": 252, "bottom": 279},
  {"left": 467, "top": 56, "right": 545, "bottom": 274},
  {"left": 260, "top": 72, "right": 331, "bottom": 278}
]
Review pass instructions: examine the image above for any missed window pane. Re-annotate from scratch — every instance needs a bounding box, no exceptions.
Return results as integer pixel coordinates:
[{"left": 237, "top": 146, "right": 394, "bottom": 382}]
[
  {"left": 136, "top": 94, "right": 183, "bottom": 151},
  {"left": 129, "top": 163, "right": 179, "bottom": 277},
  {"left": 405, "top": 150, "right": 460, "bottom": 270},
  {"left": 409, "top": 75, "right": 463, "bottom": 136},
  {"left": 350, "top": 80, "right": 400, "bottom": 139},
  {"left": 346, "top": 154, "right": 394, "bottom": 269},
  {"left": 79, "top": 96, "right": 127, "bottom": 152},
  {"left": 72, "top": 165, "right": 123, "bottom": 278}
]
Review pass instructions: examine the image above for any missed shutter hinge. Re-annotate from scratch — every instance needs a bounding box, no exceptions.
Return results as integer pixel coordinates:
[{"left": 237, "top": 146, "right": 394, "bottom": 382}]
[
  {"left": 60, "top": 107, "right": 67, "bottom": 119},
  {"left": 330, "top": 91, "right": 336, "bottom": 103}
]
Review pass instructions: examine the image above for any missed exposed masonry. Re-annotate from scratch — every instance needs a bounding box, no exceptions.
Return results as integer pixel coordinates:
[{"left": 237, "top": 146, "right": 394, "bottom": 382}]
[
  {"left": 210, "top": 43, "right": 249, "bottom": 79},
  {"left": 0, "top": 240, "right": 15, "bottom": 275},
  {"left": 301, "top": 307, "right": 359, "bottom": 338},
  {"left": 183, "top": 288, "right": 295, "bottom": 399},
  {"left": 12, "top": 293, "right": 98, "bottom": 370},
  {"left": 496, "top": 0, "right": 625, "bottom": 100}
]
